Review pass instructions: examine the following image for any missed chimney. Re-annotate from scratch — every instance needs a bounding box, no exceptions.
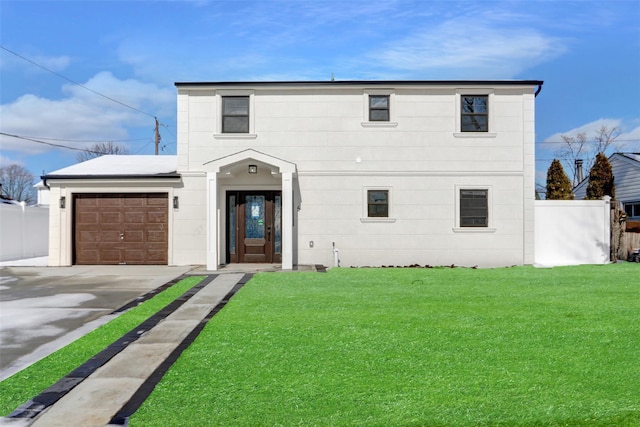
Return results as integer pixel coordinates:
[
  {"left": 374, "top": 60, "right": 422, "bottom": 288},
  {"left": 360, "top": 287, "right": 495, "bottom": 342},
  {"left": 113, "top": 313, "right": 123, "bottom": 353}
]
[{"left": 575, "top": 159, "right": 584, "bottom": 183}]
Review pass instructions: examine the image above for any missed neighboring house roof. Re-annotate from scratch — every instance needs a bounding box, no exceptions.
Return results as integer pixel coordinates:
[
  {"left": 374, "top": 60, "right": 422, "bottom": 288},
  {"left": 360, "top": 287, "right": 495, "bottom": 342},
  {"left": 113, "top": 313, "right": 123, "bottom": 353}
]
[
  {"left": 573, "top": 153, "right": 640, "bottom": 201},
  {"left": 42, "top": 155, "right": 178, "bottom": 182}
]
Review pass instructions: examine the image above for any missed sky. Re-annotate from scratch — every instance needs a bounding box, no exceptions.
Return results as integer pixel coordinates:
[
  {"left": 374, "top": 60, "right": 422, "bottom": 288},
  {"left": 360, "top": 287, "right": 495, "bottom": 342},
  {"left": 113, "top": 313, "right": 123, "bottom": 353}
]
[{"left": 1, "top": 0, "right": 639, "bottom": 191}]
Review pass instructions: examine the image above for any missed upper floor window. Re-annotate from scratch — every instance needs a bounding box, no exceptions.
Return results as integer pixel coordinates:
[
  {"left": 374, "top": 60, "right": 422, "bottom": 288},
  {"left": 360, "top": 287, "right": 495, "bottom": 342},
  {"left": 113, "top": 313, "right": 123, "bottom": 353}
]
[
  {"left": 222, "top": 96, "right": 249, "bottom": 133},
  {"left": 461, "top": 95, "right": 488, "bottom": 132},
  {"left": 368, "top": 189, "right": 389, "bottom": 217},
  {"left": 369, "top": 95, "right": 390, "bottom": 122},
  {"left": 460, "top": 189, "right": 488, "bottom": 227}
]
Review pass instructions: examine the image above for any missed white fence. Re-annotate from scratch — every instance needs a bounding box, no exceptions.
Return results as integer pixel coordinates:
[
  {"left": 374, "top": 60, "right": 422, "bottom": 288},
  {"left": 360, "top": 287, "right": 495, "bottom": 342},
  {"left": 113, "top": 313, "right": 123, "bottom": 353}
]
[
  {"left": 0, "top": 203, "right": 49, "bottom": 261},
  {"left": 535, "top": 197, "right": 610, "bottom": 266}
]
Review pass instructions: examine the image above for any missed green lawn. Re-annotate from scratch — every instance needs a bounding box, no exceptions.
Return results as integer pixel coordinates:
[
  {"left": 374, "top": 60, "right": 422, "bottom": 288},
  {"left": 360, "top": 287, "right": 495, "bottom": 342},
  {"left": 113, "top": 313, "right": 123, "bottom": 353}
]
[
  {"left": 0, "top": 275, "right": 205, "bottom": 415},
  {"left": 130, "top": 265, "right": 639, "bottom": 426}
]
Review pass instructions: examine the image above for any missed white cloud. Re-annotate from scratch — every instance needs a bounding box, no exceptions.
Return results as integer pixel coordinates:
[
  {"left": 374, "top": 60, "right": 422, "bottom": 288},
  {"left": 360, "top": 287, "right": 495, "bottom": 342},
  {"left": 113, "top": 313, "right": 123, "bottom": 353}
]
[
  {"left": 0, "top": 72, "right": 174, "bottom": 155},
  {"left": 543, "top": 118, "right": 623, "bottom": 144},
  {"left": 539, "top": 118, "right": 640, "bottom": 152},
  {"left": 369, "top": 17, "right": 567, "bottom": 79}
]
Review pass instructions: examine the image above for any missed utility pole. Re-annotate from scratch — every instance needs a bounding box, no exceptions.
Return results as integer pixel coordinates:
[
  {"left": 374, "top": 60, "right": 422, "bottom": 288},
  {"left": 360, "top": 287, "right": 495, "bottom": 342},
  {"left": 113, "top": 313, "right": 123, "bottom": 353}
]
[{"left": 154, "top": 117, "right": 161, "bottom": 155}]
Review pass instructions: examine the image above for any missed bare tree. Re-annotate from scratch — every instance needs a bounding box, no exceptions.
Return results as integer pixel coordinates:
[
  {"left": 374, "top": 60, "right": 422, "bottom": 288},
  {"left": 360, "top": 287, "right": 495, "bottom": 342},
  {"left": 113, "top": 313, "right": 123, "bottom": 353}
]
[
  {"left": 0, "top": 164, "right": 36, "bottom": 204},
  {"left": 555, "top": 125, "right": 621, "bottom": 186},
  {"left": 76, "top": 141, "right": 129, "bottom": 162}
]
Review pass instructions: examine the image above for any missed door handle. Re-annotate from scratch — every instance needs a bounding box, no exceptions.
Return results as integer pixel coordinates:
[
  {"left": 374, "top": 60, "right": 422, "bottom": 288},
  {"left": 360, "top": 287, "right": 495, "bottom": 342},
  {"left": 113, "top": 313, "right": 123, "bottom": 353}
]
[{"left": 267, "top": 226, "right": 271, "bottom": 241}]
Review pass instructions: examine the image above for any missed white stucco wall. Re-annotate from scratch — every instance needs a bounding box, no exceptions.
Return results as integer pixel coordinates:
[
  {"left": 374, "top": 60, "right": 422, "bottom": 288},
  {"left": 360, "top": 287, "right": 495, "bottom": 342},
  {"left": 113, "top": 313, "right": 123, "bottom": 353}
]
[
  {"left": 171, "top": 173, "right": 207, "bottom": 266},
  {"left": 177, "top": 82, "right": 538, "bottom": 268},
  {"left": 296, "top": 174, "right": 526, "bottom": 268}
]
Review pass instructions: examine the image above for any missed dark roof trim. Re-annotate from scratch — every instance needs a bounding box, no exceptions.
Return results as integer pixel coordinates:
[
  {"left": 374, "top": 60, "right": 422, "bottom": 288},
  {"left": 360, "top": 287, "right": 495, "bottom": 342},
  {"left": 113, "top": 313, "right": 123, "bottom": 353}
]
[
  {"left": 175, "top": 80, "right": 544, "bottom": 87},
  {"left": 41, "top": 173, "right": 180, "bottom": 186}
]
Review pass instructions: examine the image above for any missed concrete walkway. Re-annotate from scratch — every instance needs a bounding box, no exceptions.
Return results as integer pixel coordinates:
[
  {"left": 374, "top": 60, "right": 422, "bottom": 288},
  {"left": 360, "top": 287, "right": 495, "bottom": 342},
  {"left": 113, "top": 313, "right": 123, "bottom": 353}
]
[{"left": 2, "top": 273, "right": 245, "bottom": 427}]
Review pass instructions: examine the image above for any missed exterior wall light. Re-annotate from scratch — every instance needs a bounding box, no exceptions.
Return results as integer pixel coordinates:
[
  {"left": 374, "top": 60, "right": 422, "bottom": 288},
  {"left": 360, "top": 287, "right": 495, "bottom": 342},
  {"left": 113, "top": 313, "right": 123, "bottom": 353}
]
[
  {"left": 248, "top": 164, "right": 258, "bottom": 174},
  {"left": 173, "top": 196, "right": 179, "bottom": 209},
  {"left": 59, "top": 196, "right": 66, "bottom": 209}
]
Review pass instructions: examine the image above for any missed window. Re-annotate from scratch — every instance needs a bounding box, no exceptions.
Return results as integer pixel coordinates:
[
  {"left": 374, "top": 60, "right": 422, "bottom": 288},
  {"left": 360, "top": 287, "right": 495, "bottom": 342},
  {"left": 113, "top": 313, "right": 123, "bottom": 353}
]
[
  {"left": 625, "top": 201, "right": 640, "bottom": 219},
  {"left": 461, "top": 95, "right": 488, "bottom": 132},
  {"left": 362, "top": 90, "right": 397, "bottom": 127},
  {"left": 222, "top": 96, "right": 249, "bottom": 133},
  {"left": 369, "top": 95, "right": 389, "bottom": 121},
  {"left": 460, "top": 189, "right": 488, "bottom": 227},
  {"left": 368, "top": 190, "right": 389, "bottom": 217}
]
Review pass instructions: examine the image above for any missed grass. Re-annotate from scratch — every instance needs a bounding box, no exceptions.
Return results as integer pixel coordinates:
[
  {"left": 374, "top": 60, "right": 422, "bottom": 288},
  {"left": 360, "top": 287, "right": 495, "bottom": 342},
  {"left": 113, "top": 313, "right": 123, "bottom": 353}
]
[
  {"left": 0, "top": 275, "right": 205, "bottom": 416},
  {"left": 130, "top": 264, "right": 639, "bottom": 426}
]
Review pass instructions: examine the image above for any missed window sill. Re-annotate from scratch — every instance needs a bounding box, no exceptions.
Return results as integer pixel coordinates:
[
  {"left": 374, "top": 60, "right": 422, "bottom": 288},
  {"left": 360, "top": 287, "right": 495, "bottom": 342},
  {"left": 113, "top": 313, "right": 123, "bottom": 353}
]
[
  {"left": 453, "top": 132, "right": 497, "bottom": 138},
  {"left": 361, "top": 122, "right": 398, "bottom": 128},
  {"left": 361, "top": 217, "right": 397, "bottom": 223},
  {"left": 214, "top": 133, "right": 258, "bottom": 139},
  {"left": 452, "top": 227, "right": 496, "bottom": 233}
]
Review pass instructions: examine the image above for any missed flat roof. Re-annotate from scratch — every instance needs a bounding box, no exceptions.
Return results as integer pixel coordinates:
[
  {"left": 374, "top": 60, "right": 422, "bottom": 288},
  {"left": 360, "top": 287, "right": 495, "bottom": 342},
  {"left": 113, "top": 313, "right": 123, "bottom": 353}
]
[
  {"left": 42, "top": 155, "right": 178, "bottom": 181},
  {"left": 175, "top": 79, "right": 544, "bottom": 87}
]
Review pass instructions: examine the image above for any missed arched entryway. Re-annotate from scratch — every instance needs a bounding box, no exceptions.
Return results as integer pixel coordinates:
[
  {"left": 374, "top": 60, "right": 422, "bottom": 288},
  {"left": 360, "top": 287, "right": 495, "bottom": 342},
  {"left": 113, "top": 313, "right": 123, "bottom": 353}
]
[{"left": 204, "top": 149, "right": 296, "bottom": 270}]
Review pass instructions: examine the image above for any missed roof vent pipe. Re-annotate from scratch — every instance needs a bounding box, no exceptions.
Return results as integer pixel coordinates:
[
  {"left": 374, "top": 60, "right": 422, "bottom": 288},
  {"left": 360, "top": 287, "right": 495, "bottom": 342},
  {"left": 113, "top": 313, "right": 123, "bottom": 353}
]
[{"left": 575, "top": 159, "right": 584, "bottom": 183}]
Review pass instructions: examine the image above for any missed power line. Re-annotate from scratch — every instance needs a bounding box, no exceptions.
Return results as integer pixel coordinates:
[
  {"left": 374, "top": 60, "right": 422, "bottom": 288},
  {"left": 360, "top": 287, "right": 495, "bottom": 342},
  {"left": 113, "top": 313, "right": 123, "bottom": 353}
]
[
  {"left": 537, "top": 138, "right": 640, "bottom": 144},
  {"left": 17, "top": 135, "right": 151, "bottom": 144},
  {"left": 0, "top": 45, "right": 156, "bottom": 118},
  {"left": 1, "top": 132, "right": 112, "bottom": 154}
]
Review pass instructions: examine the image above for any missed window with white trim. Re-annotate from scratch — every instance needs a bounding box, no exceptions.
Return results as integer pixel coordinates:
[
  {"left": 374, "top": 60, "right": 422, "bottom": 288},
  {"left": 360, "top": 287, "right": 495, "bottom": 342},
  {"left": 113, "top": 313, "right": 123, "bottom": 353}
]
[
  {"left": 461, "top": 95, "right": 488, "bottom": 132},
  {"left": 362, "top": 90, "right": 397, "bottom": 127},
  {"left": 222, "top": 96, "right": 249, "bottom": 133},
  {"left": 367, "top": 189, "right": 389, "bottom": 217},
  {"left": 453, "top": 186, "right": 495, "bottom": 232},
  {"left": 361, "top": 187, "right": 395, "bottom": 222},
  {"left": 460, "top": 189, "right": 488, "bottom": 226},
  {"left": 369, "top": 95, "right": 390, "bottom": 121},
  {"left": 454, "top": 90, "right": 495, "bottom": 137}
]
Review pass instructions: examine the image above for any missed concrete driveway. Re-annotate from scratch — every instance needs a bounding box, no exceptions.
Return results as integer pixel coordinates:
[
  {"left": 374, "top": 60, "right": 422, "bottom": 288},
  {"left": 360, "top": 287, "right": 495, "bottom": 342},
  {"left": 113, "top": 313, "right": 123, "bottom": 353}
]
[{"left": 0, "top": 264, "right": 193, "bottom": 380}]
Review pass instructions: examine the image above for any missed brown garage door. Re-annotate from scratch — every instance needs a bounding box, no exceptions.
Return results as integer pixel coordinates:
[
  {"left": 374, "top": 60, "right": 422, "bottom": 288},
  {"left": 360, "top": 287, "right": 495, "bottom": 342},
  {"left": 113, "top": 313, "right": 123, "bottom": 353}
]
[{"left": 74, "top": 193, "right": 168, "bottom": 265}]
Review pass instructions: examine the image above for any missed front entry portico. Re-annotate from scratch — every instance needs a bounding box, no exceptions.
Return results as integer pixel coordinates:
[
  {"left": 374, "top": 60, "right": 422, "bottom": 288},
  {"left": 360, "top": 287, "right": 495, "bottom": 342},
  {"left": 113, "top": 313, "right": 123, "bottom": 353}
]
[{"left": 204, "top": 149, "right": 296, "bottom": 270}]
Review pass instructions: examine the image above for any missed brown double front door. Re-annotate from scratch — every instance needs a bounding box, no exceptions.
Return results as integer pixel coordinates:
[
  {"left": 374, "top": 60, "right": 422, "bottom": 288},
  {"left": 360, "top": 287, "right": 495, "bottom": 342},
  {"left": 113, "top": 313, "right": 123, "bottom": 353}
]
[{"left": 227, "top": 191, "right": 282, "bottom": 263}]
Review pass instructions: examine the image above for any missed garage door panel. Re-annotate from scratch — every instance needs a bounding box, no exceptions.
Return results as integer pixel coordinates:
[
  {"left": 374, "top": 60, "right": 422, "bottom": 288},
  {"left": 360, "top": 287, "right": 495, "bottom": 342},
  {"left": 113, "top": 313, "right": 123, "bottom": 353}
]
[
  {"left": 101, "top": 231, "right": 122, "bottom": 243},
  {"left": 147, "top": 196, "right": 167, "bottom": 205},
  {"left": 147, "top": 212, "right": 167, "bottom": 223},
  {"left": 124, "top": 212, "right": 145, "bottom": 223},
  {"left": 124, "top": 231, "right": 144, "bottom": 243},
  {"left": 75, "top": 193, "right": 168, "bottom": 265},
  {"left": 123, "top": 197, "right": 144, "bottom": 207},
  {"left": 148, "top": 231, "right": 167, "bottom": 242},
  {"left": 78, "top": 230, "right": 99, "bottom": 243},
  {"left": 98, "top": 197, "right": 122, "bottom": 208},
  {"left": 76, "top": 212, "right": 99, "bottom": 224},
  {"left": 100, "top": 212, "right": 122, "bottom": 224},
  {"left": 76, "top": 249, "right": 99, "bottom": 264}
]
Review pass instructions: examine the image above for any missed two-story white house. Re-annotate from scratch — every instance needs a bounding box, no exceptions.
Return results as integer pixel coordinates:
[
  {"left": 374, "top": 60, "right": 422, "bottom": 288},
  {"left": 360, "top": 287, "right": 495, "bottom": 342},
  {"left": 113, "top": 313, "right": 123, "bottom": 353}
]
[{"left": 43, "top": 80, "right": 543, "bottom": 269}]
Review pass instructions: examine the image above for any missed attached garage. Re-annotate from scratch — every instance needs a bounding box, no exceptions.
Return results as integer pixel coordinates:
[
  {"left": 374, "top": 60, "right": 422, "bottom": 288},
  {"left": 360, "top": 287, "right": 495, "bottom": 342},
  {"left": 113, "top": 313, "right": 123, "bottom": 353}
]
[
  {"left": 42, "top": 155, "right": 181, "bottom": 267},
  {"left": 74, "top": 193, "right": 168, "bottom": 265}
]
